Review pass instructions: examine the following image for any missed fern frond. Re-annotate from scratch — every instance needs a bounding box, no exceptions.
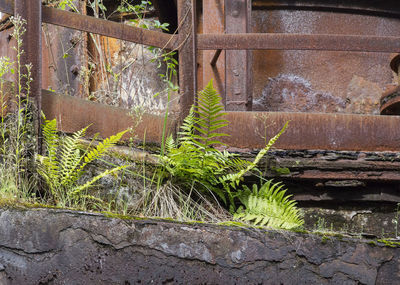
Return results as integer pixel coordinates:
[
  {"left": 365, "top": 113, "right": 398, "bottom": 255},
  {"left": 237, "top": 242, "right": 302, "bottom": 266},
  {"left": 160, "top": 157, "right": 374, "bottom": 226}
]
[
  {"left": 70, "top": 165, "right": 128, "bottom": 196},
  {"left": 223, "top": 121, "right": 289, "bottom": 188},
  {"left": 165, "top": 134, "right": 176, "bottom": 154},
  {"left": 42, "top": 118, "right": 59, "bottom": 161},
  {"left": 80, "top": 129, "right": 128, "bottom": 171},
  {"left": 58, "top": 126, "right": 88, "bottom": 187},
  {"left": 177, "top": 105, "right": 196, "bottom": 144},
  {"left": 234, "top": 180, "right": 303, "bottom": 230},
  {"left": 37, "top": 118, "right": 128, "bottom": 206},
  {"left": 41, "top": 118, "right": 60, "bottom": 185},
  {"left": 194, "top": 80, "right": 229, "bottom": 149}
]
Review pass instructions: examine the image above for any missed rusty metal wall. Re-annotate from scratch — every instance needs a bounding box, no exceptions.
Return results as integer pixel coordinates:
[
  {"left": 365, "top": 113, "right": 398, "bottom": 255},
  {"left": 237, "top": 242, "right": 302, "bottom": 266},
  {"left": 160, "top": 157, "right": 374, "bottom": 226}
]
[{"left": 251, "top": 9, "right": 400, "bottom": 114}]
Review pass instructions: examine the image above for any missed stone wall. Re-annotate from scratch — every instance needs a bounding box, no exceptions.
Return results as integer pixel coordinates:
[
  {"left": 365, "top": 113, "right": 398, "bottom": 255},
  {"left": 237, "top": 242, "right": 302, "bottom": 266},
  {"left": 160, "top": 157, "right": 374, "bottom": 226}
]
[{"left": 0, "top": 208, "right": 399, "bottom": 284}]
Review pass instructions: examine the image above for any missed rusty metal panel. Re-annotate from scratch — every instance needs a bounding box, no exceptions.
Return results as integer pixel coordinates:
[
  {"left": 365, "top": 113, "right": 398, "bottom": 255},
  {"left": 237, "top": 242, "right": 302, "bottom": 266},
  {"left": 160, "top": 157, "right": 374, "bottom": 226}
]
[
  {"left": 198, "top": 33, "right": 400, "bottom": 53},
  {"left": 41, "top": 6, "right": 177, "bottom": 50},
  {"left": 222, "top": 111, "right": 400, "bottom": 151},
  {"left": 41, "top": 90, "right": 176, "bottom": 144},
  {"left": 224, "top": 0, "right": 252, "bottom": 111}
]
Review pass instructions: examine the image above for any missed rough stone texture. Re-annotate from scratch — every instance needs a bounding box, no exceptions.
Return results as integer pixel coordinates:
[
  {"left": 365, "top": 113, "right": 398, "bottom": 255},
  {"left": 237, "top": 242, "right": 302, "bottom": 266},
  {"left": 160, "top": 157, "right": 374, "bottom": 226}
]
[{"left": 0, "top": 208, "right": 399, "bottom": 284}]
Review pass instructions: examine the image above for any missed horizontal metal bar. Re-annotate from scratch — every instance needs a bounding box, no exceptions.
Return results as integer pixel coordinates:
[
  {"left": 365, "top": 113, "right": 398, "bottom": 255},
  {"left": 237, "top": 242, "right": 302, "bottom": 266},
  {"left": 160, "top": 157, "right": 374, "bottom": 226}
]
[
  {"left": 198, "top": 33, "right": 400, "bottom": 53},
  {"left": 41, "top": 90, "right": 176, "bottom": 144},
  {"left": 222, "top": 111, "right": 400, "bottom": 151},
  {"left": 0, "top": 1, "right": 177, "bottom": 50},
  {"left": 253, "top": 0, "right": 400, "bottom": 18},
  {"left": 42, "top": 7, "right": 178, "bottom": 50}
]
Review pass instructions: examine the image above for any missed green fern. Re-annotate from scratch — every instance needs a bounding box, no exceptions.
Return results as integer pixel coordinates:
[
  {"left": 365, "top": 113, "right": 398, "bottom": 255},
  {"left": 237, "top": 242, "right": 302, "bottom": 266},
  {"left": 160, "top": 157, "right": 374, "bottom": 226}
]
[
  {"left": 219, "top": 121, "right": 289, "bottom": 189},
  {"left": 37, "top": 117, "right": 128, "bottom": 206},
  {"left": 160, "top": 80, "right": 289, "bottom": 208},
  {"left": 192, "top": 80, "right": 229, "bottom": 149},
  {"left": 234, "top": 180, "right": 304, "bottom": 230},
  {"left": 177, "top": 105, "right": 195, "bottom": 145}
]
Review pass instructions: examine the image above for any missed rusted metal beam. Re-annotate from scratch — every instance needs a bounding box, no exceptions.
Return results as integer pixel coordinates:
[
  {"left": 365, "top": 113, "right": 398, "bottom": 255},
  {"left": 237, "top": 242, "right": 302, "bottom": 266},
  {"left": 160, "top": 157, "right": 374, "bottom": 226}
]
[
  {"left": 177, "top": 0, "right": 195, "bottom": 121},
  {"left": 191, "top": 0, "right": 198, "bottom": 101},
  {"left": 41, "top": 90, "right": 176, "bottom": 144},
  {"left": 222, "top": 111, "right": 400, "bottom": 151},
  {"left": 14, "top": 0, "right": 42, "bottom": 152},
  {"left": 252, "top": 0, "right": 400, "bottom": 18},
  {"left": 42, "top": 6, "right": 177, "bottom": 50},
  {"left": 198, "top": 33, "right": 400, "bottom": 53},
  {"left": 202, "top": 0, "right": 225, "bottom": 98},
  {"left": 224, "top": 0, "right": 252, "bottom": 111},
  {"left": 210, "top": 49, "right": 221, "bottom": 66},
  {"left": 0, "top": 1, "right": 178, "bottom": 50}
]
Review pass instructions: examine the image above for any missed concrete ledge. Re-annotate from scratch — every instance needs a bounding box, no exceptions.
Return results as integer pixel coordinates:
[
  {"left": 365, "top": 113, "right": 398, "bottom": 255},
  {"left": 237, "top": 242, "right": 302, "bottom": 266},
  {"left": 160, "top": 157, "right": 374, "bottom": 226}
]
[{"left": 0, "top": 208, "right": 399, "bottom": 284}]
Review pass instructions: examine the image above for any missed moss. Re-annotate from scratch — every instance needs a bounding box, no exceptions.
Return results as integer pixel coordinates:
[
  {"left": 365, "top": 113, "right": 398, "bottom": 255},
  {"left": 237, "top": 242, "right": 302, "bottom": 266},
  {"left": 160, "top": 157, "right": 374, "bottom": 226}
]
[
  {"left": 377, "top": 239, "right": 400, "bottom": 248},
  {"left": 321, "top": 236, "right": 331, "bottom": 244},
  {"left": 102, "top": 211, "right": 143, "bottom": 221},
  {"left": 291, "top": 228, "right": 309, "bottom": 234},
  {"left": 218, "top": 221, "right": 250, "bottom": 227},
  {"left": 0, "top": 199, "right": 68, "bottom": 212},
  {"left": 367, "top": 241, "right": 377, "bottom": 247}
]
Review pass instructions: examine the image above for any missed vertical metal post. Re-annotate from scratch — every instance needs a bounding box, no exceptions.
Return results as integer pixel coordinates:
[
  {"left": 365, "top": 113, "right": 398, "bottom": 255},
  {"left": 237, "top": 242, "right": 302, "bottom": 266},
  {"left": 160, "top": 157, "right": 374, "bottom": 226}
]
[
  {"left": 191, "top": 0, "right": 197, "bottom": 100},
  {"left": 224, "top": 0, "right": 252, "bottom": 111},
  {"left": 178, "top": 0, "right": 195, "bottom": 122},
  {"left": 14, "top": 0, "right": 42, "bottom": 152},
  {"left": 203, "top": 0, "right": 225, "bottom": 100}
]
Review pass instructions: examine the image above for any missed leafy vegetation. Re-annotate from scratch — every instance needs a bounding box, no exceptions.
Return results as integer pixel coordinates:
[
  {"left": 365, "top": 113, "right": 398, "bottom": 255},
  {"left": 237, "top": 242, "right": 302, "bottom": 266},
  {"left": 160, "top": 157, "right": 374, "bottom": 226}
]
[
  {"left": 157, "top": 80, "right": 302, "bottom": 228},
  {"left": 36, "top": 117, "right": 127, "bottom": 207},
  {"left": 234, "top": 180, "right": 304, "bottom": 230}
]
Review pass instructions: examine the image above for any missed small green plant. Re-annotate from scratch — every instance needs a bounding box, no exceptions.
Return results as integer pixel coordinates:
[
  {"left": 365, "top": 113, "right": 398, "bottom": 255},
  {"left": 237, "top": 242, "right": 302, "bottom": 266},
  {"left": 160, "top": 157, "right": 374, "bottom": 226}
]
[
  {"left": 234, "top": 180, "right": 304, "bottom": 230},
  {"left": 159, "top": 81, "right": 251, "bottom": 203},
  {"left": 36, "top": 117, "right": 128, "bottom": 207},
  {"left": 159, "top": 80, "right": 296, "bottom": 229},
  {"left": 0, "top": 16, "right": 37, "bottom": 202}
]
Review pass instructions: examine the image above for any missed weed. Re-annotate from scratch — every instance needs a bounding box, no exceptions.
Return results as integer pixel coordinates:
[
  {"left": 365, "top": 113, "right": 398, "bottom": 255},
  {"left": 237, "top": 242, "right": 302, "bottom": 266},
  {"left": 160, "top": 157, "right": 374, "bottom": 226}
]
[{"left": 0, "top": 16, "right": 37, "bottom": 203}]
